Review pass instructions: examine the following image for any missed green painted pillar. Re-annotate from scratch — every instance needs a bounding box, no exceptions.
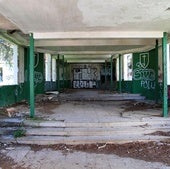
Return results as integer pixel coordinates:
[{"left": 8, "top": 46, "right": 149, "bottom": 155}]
[
  {"left": 29, "top": 33, "right": 35, "bottom": 118},
  {"left": 66, "top": 62, "right": 69, "bottom": 88},
  {"left": 162, "top": 32, "right": 168, "bottom": 117},
  {"left": 155, "top": 39, "right": 159, "bottom": 103},
  {"left": 69, "top": 63, "right": 71, "bottom": 88},
  {"left": 57, "top": 54, "right": 60, "bottom": 92},
  {"left": 65, "top": 61, "right": 68, "bottom": 88},
  {"left": 119, "top": 54, "right": 122, "bottom": 93},
  {"left": 62, "top": 55, "right": 65, "bottom": 90},
  {"left": 105, "top": 60, "right": 107, "bottom": 90},
  {"left": 110, "top": 56, "right": 113, "bottom": 91}
]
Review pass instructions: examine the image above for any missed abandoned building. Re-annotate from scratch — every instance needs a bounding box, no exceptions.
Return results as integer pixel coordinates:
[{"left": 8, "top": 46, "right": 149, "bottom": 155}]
[
  {"left": 0, "top": 1, "right": 170, "bottom": 114},
  {"left": 0, "top": 0, "right": 170, "bottom": 147},
  {"left": 1, "top": 2, "right": 170, "bottom": 169}
]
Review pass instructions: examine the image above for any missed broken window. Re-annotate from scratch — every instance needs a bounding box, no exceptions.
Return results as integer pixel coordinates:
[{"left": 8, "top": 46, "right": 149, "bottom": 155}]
[
  {"left": 45, "top": 53, "right": 52, "bottom": 81},
  {"left": 0, "top": 37, "right": 18, "bottom": 86},
  {"left": 52, "top": 57, "right": 56, "bottom": 81},
  {"left": 123, "top": 53, "right": 133, "bottom": 81}
]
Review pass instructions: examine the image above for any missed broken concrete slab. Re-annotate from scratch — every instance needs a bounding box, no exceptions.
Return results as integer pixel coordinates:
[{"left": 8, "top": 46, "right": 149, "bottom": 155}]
[{"left": 3, "top": 146, "right": 170, "bottom": 169}]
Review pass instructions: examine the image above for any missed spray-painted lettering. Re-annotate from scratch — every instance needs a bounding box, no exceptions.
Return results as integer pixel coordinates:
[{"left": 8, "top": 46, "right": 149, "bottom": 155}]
[
  {"left": 141, "top": 81, "right": 156, "bottom": 90},
  {"left": 133, "top": 69, "right": 155, "bottom": 81},
  {"left": 133, "top": 53, "right": 156, "bottom": 90},
  {"left": 34, "top": 71, "right": 43, "bottom": 87}
]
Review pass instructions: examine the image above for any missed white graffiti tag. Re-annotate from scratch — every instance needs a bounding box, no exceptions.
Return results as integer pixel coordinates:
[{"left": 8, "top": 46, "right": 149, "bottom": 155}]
[
  {"left": 133, "top": 53, "right": 156, "bottom": 90},
  {"left": 133, "top": 69, "right": 155, "bottom": 81},
  {"left": 34, "top": 71, "right": 43, "bottom": 87},
  {"left": 141, "top": 81, "right": 156, "bottom": 90}
]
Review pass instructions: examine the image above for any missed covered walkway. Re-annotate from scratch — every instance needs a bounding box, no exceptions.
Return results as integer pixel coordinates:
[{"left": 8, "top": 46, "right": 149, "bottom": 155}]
[
  {"left": 0, "top": 0, "right": 170, "bottom": 118},
  {"left": 0, "top": 90, "right": 169, "bottom": 145}
]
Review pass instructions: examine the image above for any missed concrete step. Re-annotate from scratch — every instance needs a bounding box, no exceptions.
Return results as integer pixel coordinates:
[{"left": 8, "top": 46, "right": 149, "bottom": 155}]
[
  {"left": 14, "top": 135, "right": 170, "bottom": 145},
  {"left": 0, "top": 127, "right": 19, "bottom": 135},
  {"left": 59, "top": 96, "right": 145, "bottom": 101},
  {"left": 25, "top": 127, "right": 170, "bottom": 136},
  {"left": 23, "top": 119, "right": 170, "bottom": 128},
  {"left": 0, "top": 118, "right": 24, "bottom": 127}
]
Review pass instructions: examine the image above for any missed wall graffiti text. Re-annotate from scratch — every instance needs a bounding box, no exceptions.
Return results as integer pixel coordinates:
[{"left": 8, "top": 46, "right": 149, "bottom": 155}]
[
  {"left": 133, "top": 53, "right": 156, "bottom": 90},
  {"left": 34, "top": 71, "right": 43, "bottom": 87}
]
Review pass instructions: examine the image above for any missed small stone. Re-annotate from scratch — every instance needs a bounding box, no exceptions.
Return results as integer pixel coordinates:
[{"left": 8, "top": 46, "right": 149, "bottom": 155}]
[
  {"left": 1, "top": 150, "right": 7, "bottom": 153},
  {"left": 6, "top": 147, "right": 15, "bottom": 150}
]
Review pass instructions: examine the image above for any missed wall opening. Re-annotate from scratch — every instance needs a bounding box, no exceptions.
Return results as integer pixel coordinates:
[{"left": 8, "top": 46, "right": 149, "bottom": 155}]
[{"left": 0, "top": 37, "right": 18, "bottom": 86}]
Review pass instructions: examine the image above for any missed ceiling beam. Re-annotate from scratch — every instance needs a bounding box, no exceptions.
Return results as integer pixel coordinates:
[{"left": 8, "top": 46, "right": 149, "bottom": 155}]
[
  {"left": 35, "top": 38, "right": 156, "bottom": 47},
  {"left": 33, "top": 31, "right": 163, "bottom": 39},
  {"left": 64, "top": 54, "right": 111, "bottom": 59},
  {"left": 35, "top": 45, "right": 154, "bottom": 55},
  {"left": 67, "top": 59, "right": 105, "bottom": 63},
  {"left": 58, "top": 46, "right": 153, "bottom": 55}
]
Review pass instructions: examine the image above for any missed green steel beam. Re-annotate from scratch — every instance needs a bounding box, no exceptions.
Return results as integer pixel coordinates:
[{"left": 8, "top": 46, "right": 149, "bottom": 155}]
[
  {"left": 119, "top": 54, "right": 122, "bottom": 93},
  {"left": 155, "top": 39, "right": 159, "bottom": 103},
  {"left": 62, "top": 55, "right": 65, "bottom": 90},
  {"left": 105, "top": 60, "right": 107, "bottom": 90},
  {"left": 66, "top": 61, "right": 68, "bottom": 81},
  {"left": 65, "top": 61, "right": 68, "bottom": 88},
  {"left": 57, "top": 54, "right": 60, "bottom": 92},
  {"left": 110, "top": 55, "right": 113, "bottom": 91},
  {"left": 162, "top": 32, "right": 168, "bottom": 117},
  {"left": 29, "top": 33, "right": 35, "bottom": 118},
  {"left": 69, "top": 63, "right": 71, "bottom": 88}
]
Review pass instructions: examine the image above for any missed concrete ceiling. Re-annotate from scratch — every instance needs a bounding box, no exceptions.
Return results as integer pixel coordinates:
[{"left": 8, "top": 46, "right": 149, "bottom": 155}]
[
  {"left": 0, "top": 0, "right": 170, "bottom": 61},
  {"left": 0, "top": 13, "right": 18, "bottom": 30},
  {"left": 0, "top": 0, "right": 170, "bottom": 33}
]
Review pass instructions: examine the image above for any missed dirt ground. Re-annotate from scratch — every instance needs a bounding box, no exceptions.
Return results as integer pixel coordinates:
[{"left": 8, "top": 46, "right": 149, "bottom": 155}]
[
  {"left": 23, "top": 141, "right": 170, "bottom": 166},
  {"left": 1, "top": 141, "right": 170, "bottom": 169}
]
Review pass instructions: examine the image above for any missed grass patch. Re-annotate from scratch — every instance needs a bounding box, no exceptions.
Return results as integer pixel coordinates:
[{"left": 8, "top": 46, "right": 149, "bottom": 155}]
[{"left": 13, "top": 128, "right": 26, "bottom": 138}]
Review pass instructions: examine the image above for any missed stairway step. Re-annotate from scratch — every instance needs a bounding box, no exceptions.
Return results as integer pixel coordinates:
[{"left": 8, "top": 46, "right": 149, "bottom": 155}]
[
  {"left": 0, "top": 127, "right": 19, "bottom": 135},
  {"left": 15, "top": 135, "right": 170, "bottom": 145},
  {"left": 0, "top": 118, "right": 24, "bottom": 127},
  {"left": 23, "top": 119, "right": 170, "bottom": 128},
  {"left": 25, "top": 127, "right": 170, "bottom": 136},
  {"left": 59, "top": 93, "right": 145, "bottom": 101}
]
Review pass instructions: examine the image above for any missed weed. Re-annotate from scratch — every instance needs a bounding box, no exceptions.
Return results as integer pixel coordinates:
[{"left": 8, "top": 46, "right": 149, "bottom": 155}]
[{"left": 13, "top": 128, "right": 26, "bottom": 138}]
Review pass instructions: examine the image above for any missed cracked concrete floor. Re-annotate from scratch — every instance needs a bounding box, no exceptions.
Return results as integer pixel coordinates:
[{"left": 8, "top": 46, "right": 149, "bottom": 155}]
[{"left": 1, "top": 146, "right": 170, "bottom": 169}]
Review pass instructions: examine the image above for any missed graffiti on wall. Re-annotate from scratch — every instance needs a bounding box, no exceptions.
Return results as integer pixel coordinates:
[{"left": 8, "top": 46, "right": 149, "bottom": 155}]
[
  {"left": 34, "top": 71, "right": 43, "bottom": 87},
  {"left": 133, "top": 53, "right": 156, "bottom": 90},
  {"left": 73, "top": 80, "right": 96, "bottom": 88},
  {"left": 72, "top": 64, "right": 100, "bottom": 88},
  {"left": 25, "top": 70, "right": 43, "bottom": 88}
]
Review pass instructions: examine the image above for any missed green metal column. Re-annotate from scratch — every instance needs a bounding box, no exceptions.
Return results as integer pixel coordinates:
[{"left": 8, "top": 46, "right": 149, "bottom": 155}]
[
  {"left": 62, "top": 55, "right": 65, "bottom": 90},
  {"left": 69, "top": 63, "right": 71, "bottom": 88},
  {"left": 65, "top": 61, "right": 68, "bottom": 88},
  {"left": 105, "top": 60, "right": 107, "bottom": 90},
  {"left": 110, "top": 55, "right": 113, "bottom": 91},
  {"left": 119, "top": 54, "right": 122, "bottom": 93},
  {"left": 155, "top": 39, "right": 159, "bottom": 103},
  {"left": 57, "top": 54, "right": 60, "bottom": 92},
  {"left": 162, "top": 32, "right": 168, "bottom": 117},
  {"left": 29, "top": 33, "right": 35, "bottom": 118}
]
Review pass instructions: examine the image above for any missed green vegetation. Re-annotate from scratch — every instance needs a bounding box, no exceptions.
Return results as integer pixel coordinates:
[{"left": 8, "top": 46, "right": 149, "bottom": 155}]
[{"left": 13, "top": 128, "right": 26, "bottom": 138}]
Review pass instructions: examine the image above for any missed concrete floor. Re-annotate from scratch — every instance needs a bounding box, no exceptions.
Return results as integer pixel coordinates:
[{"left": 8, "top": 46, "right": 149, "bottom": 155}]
[
  {"left": 1, "top": 146, "right": 170, "bottom": 169},
  {"left": 13, "top": 89, "right": 169, "bottom": 145},
  {"left": 1, "top": 89, "right": 170, "bottom": 168}
]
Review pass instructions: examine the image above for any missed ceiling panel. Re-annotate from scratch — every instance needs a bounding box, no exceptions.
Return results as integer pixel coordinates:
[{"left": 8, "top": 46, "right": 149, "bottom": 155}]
[{"left": 0, "top": 0, "right": 170, "bottom": 33}]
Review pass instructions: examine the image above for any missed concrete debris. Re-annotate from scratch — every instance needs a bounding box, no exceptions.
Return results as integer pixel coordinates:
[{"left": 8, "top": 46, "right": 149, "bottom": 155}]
[
  {"left": 35, "top": 93, "right": 59, "bottom": 103},
  {"left": 6, "top": 107, "right": 18, "bottom": 117}
]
